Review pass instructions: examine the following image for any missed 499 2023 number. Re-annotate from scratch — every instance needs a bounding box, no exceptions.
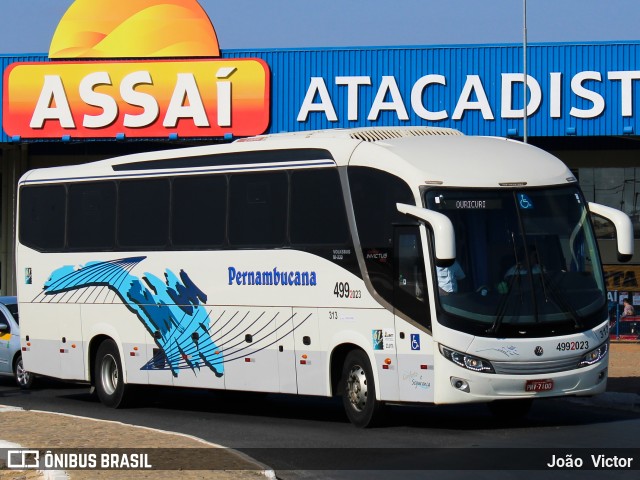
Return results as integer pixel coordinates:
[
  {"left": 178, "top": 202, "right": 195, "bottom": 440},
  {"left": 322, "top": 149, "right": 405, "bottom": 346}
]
[
  {"left": 333, "top": 282, "right": 362, "bottom": 299},
  {"left": 556, "top": 341, "right": 589, "bottom": 352}
]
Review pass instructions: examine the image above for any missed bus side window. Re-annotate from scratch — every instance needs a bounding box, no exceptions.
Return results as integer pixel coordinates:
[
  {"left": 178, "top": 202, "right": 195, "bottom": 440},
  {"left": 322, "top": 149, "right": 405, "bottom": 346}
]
[
  {"left": 19, "top": 185, "right": 66, "bottom": 251},
  {"left": 348, "top": 167, "right": 415, "bottom": 306},
  {"left": 290, "top": 169, "right": 349, "bottom": 245},
  {"left": 229, "top": 171, "right": 287, "bottom": 247},
  {"left": 172, "top": 175, "right": 227, "bottom": 248},
  {"left": 68, "top": 182, "right": 116, "bottom": 250},
  {"left": 117, "top": 179, "right": 170, "bottom": 248},
  {"left": 394, "top": 226, "right": 430, "bottom": 327}
]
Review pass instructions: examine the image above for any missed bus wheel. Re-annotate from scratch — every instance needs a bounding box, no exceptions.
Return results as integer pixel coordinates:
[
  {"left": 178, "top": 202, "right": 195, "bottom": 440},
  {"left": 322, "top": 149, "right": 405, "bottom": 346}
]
[
  {"left": 95, "top": 340, "right": 128, "bottom": 408},
  {"left": 341, "top": 350, "right": 381, "bottom": 428},
  {"left": 13, "top": 354, "right": 34, "bottom": 389},
  {"left": 487, "top": 398, "right": 533, "bottom": 420}
]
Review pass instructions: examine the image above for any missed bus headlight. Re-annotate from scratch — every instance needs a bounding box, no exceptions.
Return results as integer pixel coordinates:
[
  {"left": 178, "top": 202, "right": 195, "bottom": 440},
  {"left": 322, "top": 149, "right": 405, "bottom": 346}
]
[
  {"left": 439, "top": 345, "right": 495, "bottom": 374},
  {"left": 578, "top": 342, "right": 608, "bottom": 368}
]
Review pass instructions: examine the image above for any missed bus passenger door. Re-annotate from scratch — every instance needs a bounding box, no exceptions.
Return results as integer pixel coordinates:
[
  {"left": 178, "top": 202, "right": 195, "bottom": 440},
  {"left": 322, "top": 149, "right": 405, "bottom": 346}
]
[
  {"left": 292, "top": 307, "right": 326, "bottom": 396},
  {"left": 393, "top": 226, "right": 435, "bottom": 403}
]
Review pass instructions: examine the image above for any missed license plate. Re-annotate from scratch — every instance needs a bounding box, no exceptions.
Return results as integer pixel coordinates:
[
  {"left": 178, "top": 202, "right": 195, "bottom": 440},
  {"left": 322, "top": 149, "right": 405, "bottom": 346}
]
[{"left": 525, "top": 379, "right": 554, "bottom": 392}]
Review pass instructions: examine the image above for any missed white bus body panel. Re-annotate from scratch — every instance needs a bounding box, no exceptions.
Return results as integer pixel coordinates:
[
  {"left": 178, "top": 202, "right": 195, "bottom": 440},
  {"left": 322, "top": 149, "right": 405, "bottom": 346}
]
[
  {"left": 16, "top": 128, "right": 616, "bottom": 411},
  {"left": 432, "top": 323, "right": 609, "bottom": 404},
  {"left": 18, "top": 247, "right": 383, "bottom": 397}
]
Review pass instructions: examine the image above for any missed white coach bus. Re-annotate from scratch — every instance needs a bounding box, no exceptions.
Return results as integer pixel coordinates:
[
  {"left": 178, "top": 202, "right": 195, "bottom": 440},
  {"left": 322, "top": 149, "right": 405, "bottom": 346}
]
[{"left": 16, "top": 127, "right": 633, "bottom": 427}]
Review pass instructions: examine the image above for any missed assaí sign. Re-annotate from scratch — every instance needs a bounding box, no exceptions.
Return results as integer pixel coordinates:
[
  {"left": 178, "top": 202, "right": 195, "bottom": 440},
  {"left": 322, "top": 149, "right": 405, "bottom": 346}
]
[{"left": 2, "top": 0, "right": 270, "bottom": 139}]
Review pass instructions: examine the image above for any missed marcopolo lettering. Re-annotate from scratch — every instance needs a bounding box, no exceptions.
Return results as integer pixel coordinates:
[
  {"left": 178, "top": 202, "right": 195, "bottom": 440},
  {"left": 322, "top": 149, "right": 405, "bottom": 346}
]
[{"left": 228, "top": 266, "right": 317, "bottom": 286}]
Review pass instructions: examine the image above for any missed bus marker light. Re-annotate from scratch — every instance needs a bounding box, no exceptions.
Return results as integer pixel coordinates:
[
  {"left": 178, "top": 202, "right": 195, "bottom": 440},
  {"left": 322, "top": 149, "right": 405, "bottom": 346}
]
[
  {"left": 300, "top": 360, "right": 307, "bottom": 365},
  {"left": 245, "top": 358, "right": 252, "bottom": 363},
  {"left": 382, "top": 364, "right": 389, "bottom": 370},
  {"left": 384, "top": 358, "right": 392, "bottom": 365},
  {"left": 71, "top": 344, "right": 76, "bottom": 348},
  {"left": 22, "top": 347, "right": 27, "bottom": 351},
  {"left": 133, "top": 346, "right": 138, "bottom": 351},
  {"left": 27, "top": 342, "right": 31, "bottom": 347},
  {"left": 59, "top": 349, "right": 66, "bottom": 354},
  {"left": 301, "top": 354, "right": 308, "bottom": 359},
  {"left": 420, "top": 364, "right": 428, "bottom": 370}
]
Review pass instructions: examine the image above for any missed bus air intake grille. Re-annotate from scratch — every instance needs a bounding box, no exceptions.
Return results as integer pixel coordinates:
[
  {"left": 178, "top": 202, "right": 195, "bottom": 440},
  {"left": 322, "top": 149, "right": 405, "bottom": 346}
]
[
  {"left": 349, "top": 127, "right": 462, "bottom": 142},
  {"left": 492, "top": 355, "right": 584, "bottom": 375}
]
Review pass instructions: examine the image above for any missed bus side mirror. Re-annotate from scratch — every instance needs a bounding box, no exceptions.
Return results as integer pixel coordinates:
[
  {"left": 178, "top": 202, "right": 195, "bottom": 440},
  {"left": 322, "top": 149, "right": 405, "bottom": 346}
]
[
  {"left": 396, "top": 203, "right": 456, "bottom": 267},
  {"left": 588, "top": 202, "right": 634, "bottom": 262}
]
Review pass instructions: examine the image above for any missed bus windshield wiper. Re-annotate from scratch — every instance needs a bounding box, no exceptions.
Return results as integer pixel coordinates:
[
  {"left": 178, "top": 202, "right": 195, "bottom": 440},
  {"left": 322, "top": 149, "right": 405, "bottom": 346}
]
[
  {"left": 487, "top": 267, "right": 521, "bottom": 335},
  {"left": 487, "top": 233, "right": 521, "bottom": 335},
  {"left": 538, "top": 270, "right": 583, "bottom": 329}
]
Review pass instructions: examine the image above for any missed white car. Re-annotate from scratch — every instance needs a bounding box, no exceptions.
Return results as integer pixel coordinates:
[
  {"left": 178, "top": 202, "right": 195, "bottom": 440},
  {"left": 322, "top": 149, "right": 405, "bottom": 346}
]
[{"left": 0, "top": 296, "right": 33, "bottom": 388}]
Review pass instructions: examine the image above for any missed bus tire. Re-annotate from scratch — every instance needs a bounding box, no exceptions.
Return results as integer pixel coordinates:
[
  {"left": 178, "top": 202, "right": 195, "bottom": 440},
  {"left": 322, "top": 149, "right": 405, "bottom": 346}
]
[
  {"left": 95, "top": 340, "right": 128, "bottom": 408},
  {"left": 341, "top": 350, "right": 382, "bottom": 428},
  {"left": 487, "top": 398, "right": 533, "bottom": 420},
  {"left": 13, "top": 354, "right": 34, "bottom": 389}
]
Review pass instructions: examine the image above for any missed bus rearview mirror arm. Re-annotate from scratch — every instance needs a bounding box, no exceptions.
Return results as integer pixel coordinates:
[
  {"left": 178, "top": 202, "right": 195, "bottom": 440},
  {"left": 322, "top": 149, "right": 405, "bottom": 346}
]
[
  {"left": 588, "top": 202, "right": 634, "bottom": 262},
  {"left": 396, "top": 203, "right": 456, "bottom": 267}
]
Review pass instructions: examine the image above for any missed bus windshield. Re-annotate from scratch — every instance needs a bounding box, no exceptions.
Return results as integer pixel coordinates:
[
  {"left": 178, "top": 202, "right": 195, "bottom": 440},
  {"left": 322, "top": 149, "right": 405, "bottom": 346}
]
[{"left": 424, "top": 186, "right": 607, "bottom": 338}]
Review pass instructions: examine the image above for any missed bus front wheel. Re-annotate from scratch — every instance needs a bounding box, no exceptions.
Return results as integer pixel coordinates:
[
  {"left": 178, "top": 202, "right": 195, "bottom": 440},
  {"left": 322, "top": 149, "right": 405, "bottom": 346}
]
[
  {"left": 341, "top": 350, "right": 382, "bottom": 428},
  {"left": 95, "top": 340, "right": 128, "bottom": 408}
]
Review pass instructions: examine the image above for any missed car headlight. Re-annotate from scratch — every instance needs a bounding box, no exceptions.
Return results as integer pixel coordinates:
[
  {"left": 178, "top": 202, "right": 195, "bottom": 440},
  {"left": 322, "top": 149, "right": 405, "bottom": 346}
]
[
  {"left": 439, "top": 345, "right": 495, "bottom": 373},
  {"left": 578, "top": 341, "right": 608, "bottom": 368}
]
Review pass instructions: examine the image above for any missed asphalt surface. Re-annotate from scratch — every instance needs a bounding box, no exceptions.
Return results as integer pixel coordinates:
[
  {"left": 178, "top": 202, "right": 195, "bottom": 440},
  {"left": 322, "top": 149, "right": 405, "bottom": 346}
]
[{"left": 0, "top": 342, "right": 638, "bottom": 479}]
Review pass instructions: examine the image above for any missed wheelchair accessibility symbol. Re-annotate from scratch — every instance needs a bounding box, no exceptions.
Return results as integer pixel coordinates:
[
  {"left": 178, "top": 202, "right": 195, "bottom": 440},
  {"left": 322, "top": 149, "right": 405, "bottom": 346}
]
[
  {"left": 518, "top": 193, "right": 533, "bottom": 210},
  {"left": 410, "top": 334, "right": 420, "bottom": 351}
]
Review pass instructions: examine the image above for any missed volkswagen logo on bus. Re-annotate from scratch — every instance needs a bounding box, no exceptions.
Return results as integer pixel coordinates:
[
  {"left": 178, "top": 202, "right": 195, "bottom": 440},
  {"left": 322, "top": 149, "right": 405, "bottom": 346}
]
[{"left": 534, "top": 346, "right": 544, "bottom": 357}]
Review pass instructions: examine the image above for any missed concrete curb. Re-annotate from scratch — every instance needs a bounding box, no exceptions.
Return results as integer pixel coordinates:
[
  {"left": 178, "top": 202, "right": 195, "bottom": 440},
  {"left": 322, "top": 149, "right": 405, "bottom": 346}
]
[
  {"left": 0, "top": 406, "right": 70, "bottom": 479},
  {"left": 0, "top": 405, "right": 276, "bottom": 479}
]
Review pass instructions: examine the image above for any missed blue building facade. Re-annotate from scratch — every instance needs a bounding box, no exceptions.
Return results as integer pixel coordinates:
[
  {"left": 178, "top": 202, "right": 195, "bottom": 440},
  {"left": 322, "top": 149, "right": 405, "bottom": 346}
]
[
  {"left": 227, "top": 42, "right": 640, "bottom": 139},
  {"left": 2, "top": 42, "right": 640, "bottom": 142}
]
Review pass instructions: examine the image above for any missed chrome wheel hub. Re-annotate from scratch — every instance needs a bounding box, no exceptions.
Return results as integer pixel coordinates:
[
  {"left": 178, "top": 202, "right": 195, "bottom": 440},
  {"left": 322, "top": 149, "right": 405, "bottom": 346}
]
[
  {"left": 346, "top": 364, "right": 368, "bottom": 412},
  {"left": 100, "top": 354, "right": 119, "bottom": 395}
]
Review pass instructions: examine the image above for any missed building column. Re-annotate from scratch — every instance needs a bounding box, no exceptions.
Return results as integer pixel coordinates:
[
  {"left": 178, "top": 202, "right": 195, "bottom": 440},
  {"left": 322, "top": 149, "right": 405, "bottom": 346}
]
[{"left": 1, "top": 144, "right": 28, "bottom": 296}]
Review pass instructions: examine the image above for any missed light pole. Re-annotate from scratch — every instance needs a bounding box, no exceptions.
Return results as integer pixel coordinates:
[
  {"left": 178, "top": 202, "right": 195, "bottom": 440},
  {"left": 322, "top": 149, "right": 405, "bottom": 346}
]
[{"left": 523, "top": 0, "right": 528, "bottom": 143}]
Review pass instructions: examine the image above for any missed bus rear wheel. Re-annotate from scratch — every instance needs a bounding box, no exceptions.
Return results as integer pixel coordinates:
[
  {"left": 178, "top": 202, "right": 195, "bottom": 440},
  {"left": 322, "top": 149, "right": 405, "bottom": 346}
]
[
  {"left": 95, "top": 340, "right": 128, "bottom": 408},
  {"left": 341, "top": 350, "right": 382, "bottom": 428}
]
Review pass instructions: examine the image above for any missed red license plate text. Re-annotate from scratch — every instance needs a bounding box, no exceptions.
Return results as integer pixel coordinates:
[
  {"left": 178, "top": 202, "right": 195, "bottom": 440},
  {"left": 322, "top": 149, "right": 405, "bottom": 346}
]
[{"left": 525, "top": 379, "right": 554, "bottom": 392}]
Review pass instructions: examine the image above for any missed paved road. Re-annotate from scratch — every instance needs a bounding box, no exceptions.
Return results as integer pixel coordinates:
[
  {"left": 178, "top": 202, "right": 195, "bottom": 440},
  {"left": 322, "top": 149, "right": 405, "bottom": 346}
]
[{"left": 1, "top": 376, "right": 639, "bottom": 479}]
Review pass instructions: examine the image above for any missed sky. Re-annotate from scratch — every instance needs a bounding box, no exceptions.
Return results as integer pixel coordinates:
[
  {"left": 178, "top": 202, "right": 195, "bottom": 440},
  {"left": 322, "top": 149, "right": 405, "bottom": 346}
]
[{"left": 1, "top": 0, "right": 640, "bottom": 54}]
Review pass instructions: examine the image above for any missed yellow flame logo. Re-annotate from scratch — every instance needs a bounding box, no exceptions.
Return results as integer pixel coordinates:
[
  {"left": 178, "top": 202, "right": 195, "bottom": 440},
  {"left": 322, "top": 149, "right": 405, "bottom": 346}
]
[{"left": 49, "top": 0, "right": 220, "bottom": 58}]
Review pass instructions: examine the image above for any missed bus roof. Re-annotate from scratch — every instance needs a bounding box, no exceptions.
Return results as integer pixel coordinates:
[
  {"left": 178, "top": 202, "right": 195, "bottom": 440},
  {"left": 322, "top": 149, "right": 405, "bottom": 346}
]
[{"left": 20, "top": 127, "right": 574, "bottom": 189}]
